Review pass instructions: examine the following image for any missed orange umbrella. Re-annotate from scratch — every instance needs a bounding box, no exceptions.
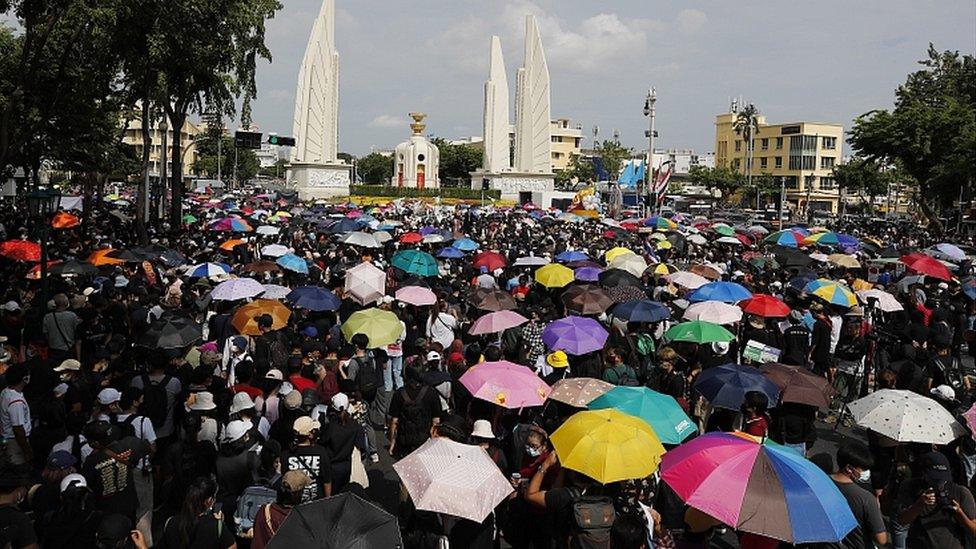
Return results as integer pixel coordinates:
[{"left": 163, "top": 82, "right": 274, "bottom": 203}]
[
  {"left": 220, "top": 239, "right": 246, "bottom": 252},
  {"left": 88, "top": 249, "right": 125, "bottom": 267},
  {"left": 52, "top": 212, "right": 80, "bottom": 229},
  {"left": 25, "top": 261, "right": 62, "bottom": 280},
  {"left": 231, "top": 299, "right": 291, "bottom": 336}
]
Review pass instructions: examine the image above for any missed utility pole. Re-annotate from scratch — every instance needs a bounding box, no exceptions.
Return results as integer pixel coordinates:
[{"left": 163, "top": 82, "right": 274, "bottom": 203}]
[
  {"left": 778, "top": 176, "right": 786, "bottom": 230},
  {"left": 643, "top": 87, "right": 656, "bottom": 217}
]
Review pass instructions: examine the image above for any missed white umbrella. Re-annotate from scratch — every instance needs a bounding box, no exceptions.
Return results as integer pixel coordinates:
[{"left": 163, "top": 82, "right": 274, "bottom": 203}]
[
  {"left": 340, "top": 231, "right": 382, "bottom": 249},
  {"left": 344, "top": 262, "right": 386, "bottom": 305},
  {"left": 810, "top": 253, "right": 829, "bottom": 263},
  {"left": 848, "top": 389, "right": 965, "bottom": 445},
  {"left": 715, "top": 236, "right": 743, "bottom": 245},
  {"left": 422, "top": 233, "right": 446, "bottom": 244},
  {"left": 261, "top": 244, "right": 290, "bottom": 258},
  {"left": 683, "top": 300, "right": 743, "bottom": 324},
  {"left": 211, "top": 278, "right": 265, "bottom": 301},
  {"left": 666, "top": 271, "right": 709, "bottom": 290},
  {"left": 374, "top": 231, "right": 393, "bottom": 243},
  {"left": 514, "top": 256, "right": 550, "bottom": 267},
  {"left": 256, "top": 225, "right": 280, "bottom": 236},
  {"left": 687, "top": 234, "right": 708, "bottom": 246},
  {"left": 856, "top": 289, "right": 903, "bottom": 312},
  {"left": 260, "top": 284, "right": 291, "bottom": 300},
  {"left": 609, "top": 254, "right": 649, "bottom": 278}
]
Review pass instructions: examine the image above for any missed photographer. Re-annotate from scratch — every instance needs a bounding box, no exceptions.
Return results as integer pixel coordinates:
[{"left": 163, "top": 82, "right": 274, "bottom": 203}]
[{"left": 895, "top": 452, "right": 976, "bottom": 548}]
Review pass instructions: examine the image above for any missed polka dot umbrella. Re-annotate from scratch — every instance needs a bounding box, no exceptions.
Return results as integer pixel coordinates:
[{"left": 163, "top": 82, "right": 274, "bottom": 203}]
[{"left": 847, "top": 389, "right": 966, "bottom": 445}]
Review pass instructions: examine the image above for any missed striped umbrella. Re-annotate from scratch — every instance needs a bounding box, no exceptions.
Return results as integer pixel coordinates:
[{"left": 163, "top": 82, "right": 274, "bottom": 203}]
[{"left": 804, "top": 279, "right": 858, "bottom": 307}]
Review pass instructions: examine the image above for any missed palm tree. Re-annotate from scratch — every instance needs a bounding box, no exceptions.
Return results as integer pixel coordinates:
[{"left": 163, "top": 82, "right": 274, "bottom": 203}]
[{"left": 733, "top": 103, "right": 761, "bottom": 209}]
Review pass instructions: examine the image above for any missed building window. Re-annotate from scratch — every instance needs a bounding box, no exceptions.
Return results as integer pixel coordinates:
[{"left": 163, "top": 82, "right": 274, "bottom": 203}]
[
  {"left": 760, "top": 138, "right": 769, "bottom": 150},
  {"left": 784, "top": 176, "right": 799, "bottom": 189},
  {"left": 551, "top": 136, "right": 561, "bottom": 143},
  {"left": 789, "top": 155, "right": 816, "bottom": 170},
  {"left": 820, "top": 156, "right": 835, "bottom": 169},
  {"left": 820, "top": 177, "right": 836, "bottom": 190},
  {"left": 774, "top": 156, "right": 783, "bottom": 169},
  {"left": 760, "top": 157, "right": 768, "bottom": 169},
  {"left": 718, "top": 141, "right": 728, "bottom": 157},
  {"left": 775, "top": 137, "right": 783, "bottom": 149},
  {"left": 574, "top": 138, "right": 581, "bottom": 148},
  {"left": 822, "top": 136, "right": 837, "bottom": 149},
  {"left": 734, "top": 140, "right": 742, "bottom": 152},
  {"left": 732, "top": 159, "right": 741, "bottom": 170}
]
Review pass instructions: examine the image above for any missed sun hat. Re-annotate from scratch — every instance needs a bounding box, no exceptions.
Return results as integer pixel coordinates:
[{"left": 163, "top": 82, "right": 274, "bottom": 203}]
[
  {"left": 229, "top": 392, "right": 256, "bottom": 415},
  {"left": 222, "top": 419, "right": 252, "bottom": 442},
  {"left": 293, "top": 416, "right": 321, "bottom": 436},
  {"left": 546, "top": 351, "right": 569, "bottom": 369},
  {"left": 54, "top": 359, "right": 81, "bottom": 372},
  {"left": 188, "top": 391, "right": 217, "bottom": 411},
  {"left": 330, "top": 393, "right": 350, "bottom": 413},
  {"left": 471, "top": 419, "right": 495, "bottom": 440}
]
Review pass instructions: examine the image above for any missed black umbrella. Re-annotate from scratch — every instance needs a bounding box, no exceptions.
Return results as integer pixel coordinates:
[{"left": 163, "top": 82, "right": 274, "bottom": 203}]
[
  {"left": 158, "top": 249, "right": 189, "bottom": 268},
  {"left": 599, "top": 268, "right": 642, "bottom": 288},
  {"left": 138, "top": 314, "right": 202, "bottom": 349},
  {"left": 50, "top": 260, "right": 98, "bottom": 277},
  {"left": 107, "top": 249, "right": 144, "bottom": 263},
  {"left": 667, "top": 233, "right": 687, "bottom": 253},
  {"left": 266, "top": 492, "right": 402, "bottom": 549},
  {"left": 772, "top": 245, "right": 812, "bottom": 268}
]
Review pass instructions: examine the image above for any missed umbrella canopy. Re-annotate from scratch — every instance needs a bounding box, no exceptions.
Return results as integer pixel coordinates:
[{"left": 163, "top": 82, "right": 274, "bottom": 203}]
[
  {"left": 49, "top": 260, "right": 98, "bottom": 277},
  {"left": 612, "top": 300, "right": 671, "bottom": 323},
  {"left": 261, "top": 244, "right": 290, "bottom": 258},
  {"left": 0, "top": 240, "right": 41, "bottom": 262},
  {"left": 210, "top": 217, "right": 253, "bottom": 232},
  {"left": 588, "top": 387, "right": 696, "bottom": 445},
  {"left": 452, "top": 237, "right": 480, "bottom": 251},
  {"left": 219, "top": 239, "right": 246, "bottom": 251},
  {"left": 255, "top": 225, "right": 280, "bottom": 236},
  {"left": 265, "top": 493, "right": 401, "bottom": 549},
  {"left": 688, "top": 281, "right": 752, "bottom": 304},
  {"left": 535, "top": 263, "right": 575, "bottom": 288},
  {"left": 598, "top": 268, "right": 642, "bottom": 289},
  {"left": 804, "top": 231, "right": 858, "bottom": 248},
  {"left": 339, "top": 231, "right": 382, "bottom": 248},
  {"left": 711, "top": 223, "right": 736, "bottom": 237},
  {"left": 561, "top": 284, "right": 613, "bottom": 315},
  {"left": 393, "top": 438, "right": 513, "bottom": 522},
  {"left": 261, "top": 284, "right": 291, "bottom": 300},
  {"left": 661, "top": 432, "right": 856, "bottom": 544},
  {"left": 470, "top": 288, "right": 518, "bottom": 311},
  {"left": 548, "top": 377, "right": 615, "bottom": 407},
  {"left": 138, "top": 314, "right": 202, "bottom": 349},
  {"left": 287, "top": 286, "right": 342, "bottom": 311},
  {"left": 739, "top": 294, "right": 791, "bottom": 317},
  {"left": 644, "top": 216, "right": 678, "bottom": 230},
  {"left": 469, "top": 310, "right": 529, "bottom": 335},
  {"left": 666, "top": 271, "right": 709, "bottom": 289},
  {"left": 573, "top": 266, "right": 603, "bottom": 282},
  {"left": 392, "top": 250, "right": 440, "bottom": 277},
  {"left": 694, "top": 363, "right": 782, "bottom": 410},
  {"left": 241, "top": 260, "right": 281, "bottom": 274},
  {"left": 856, "top": 289, "right": 903, "bottom": 312},
  {"left": 608, "top": 254, "right": 649, "bottom": 278},
  {"left": 827, "top": 253, "right": 861, "bottom": 269},
  {"left": 683, "top": 300, "right": 742, "bottom": 324},
  {"left": 760, "top": 363, "right": 836, "bottom": 408},
  {"left": 473, "top": 251, "right": 507, "bottom": 271},
  {"left": 804, "top": 279, "right": 858, "bottom": 307},
  {"left": 187, "top": 262, "right": 231, "bottom": 279},
  {"left": 764, "top": 230, "right": 805, "bottom": 247},
  {"left": 551, "top": 409, "right": 666, "bottom": 484},
  {"left": 773, "top": 246, "right": 813, "bottom": 268},
  {"left": 211, "top": 278, "right": 265, "bottom": 301},
  {"left": 932, "top": 243, "right": 967, "bottom": 261},
  {"left": 51, "top": 211, "right": 80, "bottom": 229},
  {"left": 328, "top": 219, "right": 360, "bottom": 234},
  {"left": 847, "top": 389, "right": 966, "bottom": 444},
  {"left": 900, "top": 253, "right": 952, "bottom": 281},
  {"left": 437, "top": 247, "right": 465, "bottom": 259},
  {"left": 663, "top": 321, "right": 735, "bottom": 344},
  {"left": 232, "top": 300, "right": 291, "bottom": 336},
  {"left": 604, "top": 247, "right": 635, "bottom": 263},
  {"left": 542, "top": 316, "right": 609, "bottom": 355},
  {"left": 556, "top": 250, "right": 589, "bottom": 263},
  {"left": 87, "top": 248, "right": 125, "bottom": 267},
  {"left": 459, "top": 360, "right": 551, "bottom": 408},
  {"left": 276, "top": 253, "right": 309, "bottom": 274},
  {"left": 341, "top": 308, "right": 402, "bottom": 348},
  {"left": 344, "top": 262, "right": 386, "bottom": 305},
  {"left": 395, "top": 285, "right": 437, "bottom": 306}
]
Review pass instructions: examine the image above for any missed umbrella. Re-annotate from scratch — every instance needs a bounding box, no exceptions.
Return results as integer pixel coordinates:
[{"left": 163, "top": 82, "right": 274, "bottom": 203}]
[
  {"left": 932, "top": 243, "right": 967, "bottom": 262},
  {"left": 0, "top": 240, "right": 41, "bottom": 261},
  {"left": 711, "top": 223, "right": 736, "bottom": 237},
  {"left": 393, "top": 438, "right": 513, "bottom": 522},
  {"left": 473, "top": 251, "right": 507, "bottom": 271},
  {"left": 804, "top": 232, "right": 858, "bottom": 248},
  {"left": 468, "top": 310, "right": 529, "bottom": 335},
  {"left": 573, "top": 266, "right": 603, "bottom": 282},
  {"left": 395, "top": 285, "right": 437, "bottom": 306},
  {"left": 287, "top": 286, "right": 341, "bottom": 311},
  {"left": 688, "top": 281, "right": 752, "bottom": 304},
  {"left": 604, "top": 247, "right": 635, "bottom": 263},
  {"left": 847, "top": 389, "right": 966, "bottom": 444},
  {"left": 542, "top": 316, "right": 609, "bottom": 355},
  {"left": 900, "top": 253, "right": 952, "bottom": 281},
  {"left": 683, "top": 300, "right": 742, "bottom": 324},
  {"left": 232, "top": 300, "right": 292, "bottom": 336},
  {"left": 264, "top": 492, "right": 401, "bottom": 549},
  {"left": 606, "top": 285, "right": 648, "bottom": 304},
  {"left": 340, "top": 232, "right": 382, "bottom": 248},
  {"left": 514, "top": 256, "right": 550, "bottom": 267},
  {"left": 187, "top": 262, "right": 231, "bottom": 278},
  {"left": 739, "top": 294, "right": 791, "bottom": 317},
  {"left": 255, "top": 225, "right": 280, "bottom": 236},
  {"left": 345, "top": 262, "right": 386, "bottom": 305},
  {"left": 550, "top": 409, "right": 666, "bottom": 484},
  {"left": 422, "top": 233, "right": 446, "bottom": 244},
  {"left": 49, "top": 260, "right": 98, "bottom": 277},
  {"left": 158, "top": 250, "right": 188, "bottom": 268},
  {"left": 261, "top": 284, "right": 291, "bottom": 300},
  {"left": 608, "top": 254, "right": 648, "bottom": 278},
  {"left": 471, "top": 289, "right": 517, "bottom": 311},
  {"left": 598, "top": 269, "right": 642, "bottom": 289},
  {"left": 210, "top": 217, "right": 253, "bottom": 232},
  {"left": 219, "top": 239, "right": 246, "bottom": 251},
  {"left": 391, "top": 250, "right": 439, "bottom": 277},
  {"left": 211, "top": 278, "right": 265, "bottom": 301},
  {"left": 452, "top": 237, "right": 480, "bottom": 252},
  {"left": 51, "top": 212, "right": 80, "bottom": 229},
  {"left": 138, "top": 314, "right": 202, "bottom": 349},
  {"left": 660, "top": 432, "right": 857, "bottom": 544},
  {"left": 761, "top": 363, "right": 836, "bottom": 408},
  {"left": 644, "top": 216, "right": 678, "bottom": 230},
  {"left": 556, "top": 250, "right": 589, "bottom": 263},
  {"left": 689, "top": 264, "right": 723, "bottom": 281},
  {"left": 561, "top": 285, "right": 613, "bottom": 315},
  {"left": 399, "top": 232, "right": 423, "bottom": 244},
  {"left": 663, "top": 321, "right": 735, "bottom": 344},
  {"left": 827, "top": 254, "right": 861, "bottom": 269},
  {"left": 588, "top": 386, "right": 696, "bottom": 445},
  {"left": 459, "top": 360, "right": 551, "bottom": 408},
  {"left": 276, "top": 253, "right": 309, "bottom": 274},
  {"left": 242, "top": 260, "right": 281, "bottom": 274},
  {"left": 261, "top": 244, "right": 290, "bottom": 258},
  {"left": 764, "top": 230, "right": 805, "bottom": 247},
  {"left": 666, "top": 271, "right": 709, "bottom": 290},
  {"left": 87, "top": 248, "right": 125, "bottom": 267},
  {"left": 772, "top": 245, "right": 812, "bottom": 268},
  {"left": 327, "top": 219, "right": 360, "bottom": 234},
  {"left": 535, "top": 263, "right": 575, "bottom": 288},
  {"left": 856, "top": 289, "right": 903, "bottom": 312},
  {"left": 804, "top": 279, "right": 858, "bottom": 307},
  {"left": 437, "top": 247, "right": 465, "bottom": 259},
  {"left": 374, "top": 231, "right": 393, "bottom": 244},
  {"left": 612, "top": 300, "right": 670, "bottom": 323},
  {"left": 341, "top": 308, "right": 402, "bottom": 348},
  {"left": 693, "top": 363, "right": 782, "bottom": 410},
  {"left": 548, "top": 377, "right": 615, "bottom": 407}
]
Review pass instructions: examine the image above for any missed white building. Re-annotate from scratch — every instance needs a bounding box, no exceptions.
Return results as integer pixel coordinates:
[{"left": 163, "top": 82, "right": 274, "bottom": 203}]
[
  {"left": 651, "top": 149, "right": 714, "bottom": 175},
  {"left": 392, "top": 113, "right": 440, "bottom": 189}
]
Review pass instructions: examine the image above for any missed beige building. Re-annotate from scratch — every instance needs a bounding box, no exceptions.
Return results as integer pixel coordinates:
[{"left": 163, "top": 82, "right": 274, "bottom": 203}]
[
  {"left": 715, "top": 113, "right": 844, "bottom": 214},
  {"left": 549, "top": 118, "right": 583, "bottom": 171},
  {"left": 122, "top": 116, "right": 203, "bottom": 178}
]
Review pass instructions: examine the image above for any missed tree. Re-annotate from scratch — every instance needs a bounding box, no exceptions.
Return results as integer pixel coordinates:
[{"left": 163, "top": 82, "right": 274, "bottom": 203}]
[
  {"left": 357, "top": 152, "right": 393, "bottom": 184},
  {"left": 432, "top": 138, "right": 481, "bottom": 186},
  {"left": 849, "top": 45, "right": 975, "bottom": 232},
  {"left": 194, "top": 135, "right": 260, "bottom": 182},
  {"left": 257, "top": 157, "right": 288, "bottom": 179},
  {"left": 832, "top": 158, "right": 898, "bottom": 214},
  {"left": 594, "top": 140, "right": 631, "bottom": 182},
  {"left": 555, "top": 153, "right": 595, "bottom": 187},
  {"left": 689, "top": 165, "right": 747, "bottom": 204},
  {"left": 742, "top": 173, "right": 779, "bottom": 208},
  {"left": 733, "top": 103, "right": 761, "bottom": 207}
]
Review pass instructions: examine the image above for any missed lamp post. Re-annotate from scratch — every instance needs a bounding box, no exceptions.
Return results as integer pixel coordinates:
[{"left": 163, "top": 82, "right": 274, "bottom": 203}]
[
  {"left": 643, "top": 87, "right": 656, "bottom": 217},
  {"left": 26, "top": 187, "right": 61, "bottom": 301}
]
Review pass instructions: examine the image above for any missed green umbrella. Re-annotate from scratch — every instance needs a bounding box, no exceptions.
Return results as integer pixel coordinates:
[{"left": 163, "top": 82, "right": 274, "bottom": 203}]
[
  {"left": 588, "top": 386, "right": 696, "bottom": 445},
  {"left": 341, "top": 308, "right": 403, "bottom": 348},
  {"left": 182, "top": 214, "right": 198, "bottom": 224},
  {"left": 392, "top": 249, "right": 440, "bottom": 277},
  {"left": 712, "top": 223, "right": 735, "bottom": 237},
  {"left": 663, "top": 320, "right": 735, "bottom": 344}
]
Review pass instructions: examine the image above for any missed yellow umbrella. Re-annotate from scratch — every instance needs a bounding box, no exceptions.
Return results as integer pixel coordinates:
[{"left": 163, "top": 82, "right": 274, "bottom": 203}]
[
  {"left": 656, "top": 240, "right": 673, "bottom": 251},
  {"left": 272, "top": 211, "right": 293, "bottom": 218},
  {"left": 851, "top": 278, "right": 873, "bottom": 292},
  {"left": 827, "top": 254, "right": 860, "bottom": 269},
  {"left": 535, "top": 263, "right": 575, "bottom": 288},
  {"left": 341, "top": 308, "right": 402, "bottom": 348},
  {"left": 605, "top": 247, "right": 635, "bottom": 263},
  {"left": 551, "top": 409, "right": 665, "bottom": 484},
  {"left": 232, "top": 299, "right": 291, "bottom": 336},
  {"left": 653, "top": 263, "right": 678, "bottom": 276}
]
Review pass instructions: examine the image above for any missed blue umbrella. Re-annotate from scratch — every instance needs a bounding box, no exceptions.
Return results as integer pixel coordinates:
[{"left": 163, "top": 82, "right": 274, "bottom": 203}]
[
  {"left": 188, "top": 262, "right": 231, "bottom": 278},
  {"left": 391, "top": 250, "right": 439, "bottom": 277},
  {"left": 327, "top": 218, "right": 360, "bottom": 234},
  {"left": 612, "top": 300, "right": 671, "bottom": 323},
  {"left": 452, "top": 238, "right": 480, "bottom": 252},
  {"left": 962, "top": 278, "right": 976, "bottom": 300},
  {"left": 688, "top": 281, "right": 753, "bottom": 304},
  {"left": 287, "top": 286, "right": 341, "bottom": 311},
  {"left": 588, "top": 387, "right": 696, "bottom": 445},
  {"left": 574, "top": 266, "right": 603, "bottom": 282},
  {"left": 276, "top": 253, "right": 309, "bottom": 274},
  {"left": 437, "top": 247, "right": 466, "bottom": 259},
  {"left": 556, "top": 250, "right": 589, "bottom": 263},
  {"left": 693, "top": 363, "right": 781, "bottom": 410}
]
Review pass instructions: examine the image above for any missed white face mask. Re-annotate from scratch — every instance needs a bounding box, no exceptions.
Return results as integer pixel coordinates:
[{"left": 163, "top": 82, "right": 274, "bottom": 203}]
[
  {"left": 857, "top": 469, "right": 871, "bottom": 483},
  {"left": 525, "top": 445, "right": 541, "bottom": 458}
]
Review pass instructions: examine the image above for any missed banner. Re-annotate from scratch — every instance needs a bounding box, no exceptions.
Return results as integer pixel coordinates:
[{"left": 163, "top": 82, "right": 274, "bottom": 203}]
[{"left": 653, "top": 161, "right": 674, "bottom": 209}]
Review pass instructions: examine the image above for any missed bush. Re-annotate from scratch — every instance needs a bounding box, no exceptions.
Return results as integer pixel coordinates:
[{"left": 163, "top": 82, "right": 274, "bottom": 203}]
[{"left": 349, "top": 185, "right": 500, "bottom": 200}]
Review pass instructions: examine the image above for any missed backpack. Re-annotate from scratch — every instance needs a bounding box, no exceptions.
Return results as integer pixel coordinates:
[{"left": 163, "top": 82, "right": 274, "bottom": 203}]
[
  {"left": 567, "top": 488, "right": 616, "bottom": 549},
  {"left": 139, "top": 374, "right": 172, "bottom": 430},
  {"left": 266, "top": 334, "right": 288, "bottom": 370},
  {"left": 398, "top": 386, "right": 432, "bottom": 450},
  {"left": 352, "top": 355, "right": 378, "bottom": 400},
  {"left": 111, "top": 414, "right": 139, "bottom": 439},
  {"left": 233, "top": 485, "right": 277, "bottom": 538}
]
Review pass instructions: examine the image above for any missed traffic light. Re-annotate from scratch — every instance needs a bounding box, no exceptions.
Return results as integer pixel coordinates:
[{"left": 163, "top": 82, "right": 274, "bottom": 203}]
[
  {"left": 268, "top": 135, "right": 296, "bottom": 147},
  {"left": 234, "top": 130, "right": 263, "bottom": 150}
]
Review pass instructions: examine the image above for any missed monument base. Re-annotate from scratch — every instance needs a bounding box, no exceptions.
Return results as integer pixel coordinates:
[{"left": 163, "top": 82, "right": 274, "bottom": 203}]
[
  {"left": 288, "top": 162, "right": 351, "bottom": 200},
  {"left": 470, "top": 171, "right": 555, "bottom": 202}
]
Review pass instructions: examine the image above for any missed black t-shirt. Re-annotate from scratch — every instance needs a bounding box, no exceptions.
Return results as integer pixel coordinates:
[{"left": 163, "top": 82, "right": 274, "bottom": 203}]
[
  {"left": 283, "top": 444, "right": 332, "bottom": 503},
  {"left": 321, "top": 418, "right": 361, "bottom": 464},
  {"left": 813, "top": 481, "right": 886, "bottom": 549},
  {"left": 157, "top": 513, "right": 236, "bottom": 549},
  {"left": 544, "top": 487, "right": 577, "bottom": 549},
  {"left": 81, "top": 442, "right": 142, "bottom": 522},
  {"left": 389, "top": 385, "right": 443, "bottom": 451},
  {"left": 0, "top": 505, "right": 37, "bottom": 549},
  {"left": 896, "top": 478, "right": 976, "bottom": 549}
]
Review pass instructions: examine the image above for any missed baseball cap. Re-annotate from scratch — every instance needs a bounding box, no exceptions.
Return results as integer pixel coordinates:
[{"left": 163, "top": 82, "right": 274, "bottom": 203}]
[
  {"left": 47, "top": 450, "right": 77, "bottom": 470},
  {"left": 1, "top": 301, "right": 21, "bottom": 312},
  {"left": 546, "top": 351, "right": 569, "bottom": 369},
  {"left": 282, "top": 388, "right": 302, "bottom": 410},
  {"left": 931, "top": 385, "right": 957, "bottom": 402},
  {"left": 97, "top": 388, "right": 122, "bottom": 406},
  {"left": 711, "top": 341, "right": 730, "bottom": 355},
  {"left": 293, "top": 416, "right": 321, "bottom": 436},
  {"left": 60, "top": 473, "right": 88, "bottom": 493},
  {"left": 301, "top": 326, "right": 318, "bottom": 338},
  {"left": 265, "top": 369, "right": 284, "bottom": 381},
  {"left": 330, "top": 393, "right": 350, "bottom": 413},
  {"left": 426, "top": 351, "right": 442, "bottom": 363},
  {"left": 229, "top": 392, "right": 256, "bottom": 415},
  {"left": 920, "top": 451, "right": 953, "bottom": 484},
  {"left": 281, "top": 470, "right": 312, "bottom": 493},
  {"left": 96, "top": 514, "right": 134, "bottom": 547},
  {"left": 54, "top": 359, "right": 81, "bottom": 372},
  {"left": 222, "top": 419, "right": 252, "bottom": 442}
]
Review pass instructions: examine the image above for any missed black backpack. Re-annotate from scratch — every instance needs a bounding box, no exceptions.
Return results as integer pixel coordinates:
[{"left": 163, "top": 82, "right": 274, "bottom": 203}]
[
  {"left": 397, "top": 386, "right": 431, "bottom": 450},
  {"left": 567, "top": 487, "right": 616, "bottom": 549},
  {"left": 352, "top": 355, "right": 378, "bottom": 400},
  {"left": 111, "top": 414, "right": 139, "bottom": 438},
  {"left": 139, "top": 374, "right": 172, "bottom": 429}
]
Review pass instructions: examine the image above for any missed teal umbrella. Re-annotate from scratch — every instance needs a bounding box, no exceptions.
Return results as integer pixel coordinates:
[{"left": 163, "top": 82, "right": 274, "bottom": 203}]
[
  {"left": 391, "top": 249, "right": 440, "bottom": 277},
  {"left": 588, "top": 386, "right": 696, "bottom": 445}
]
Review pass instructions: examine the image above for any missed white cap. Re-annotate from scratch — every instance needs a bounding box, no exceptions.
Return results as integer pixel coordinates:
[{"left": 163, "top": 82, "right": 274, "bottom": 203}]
[
  {"left": 278, "top": 381, "right": 295, "bottom": 396},
  {"left": 293, "top": 416, "right": 321, "bottom": 436},
  {"left": 331, "top": 392, "right": 350, "bottom": 413},
  {"left": 471, "top": 419, "right": 495, "bottom": 439},
  {"left": 229, "top": 392, "right": 255, "bottom": 415},
  {"left": 265, "top": 369, "right": 284, "bottom": 381},
  {"left": 97, "top": 388, "right": 121, "bottom": 406},
  {"left": 1, "top": 301, "right": 21, "bottom": 312},
  {"left": 60, "top": 473, "right": 88, "bottom": 493},
  {"left": 54, "top": 359, "right": 81, "bottom": 372},
  {"left": 426, "top": 351, "right": 442, "bottom": 362},
  {"left": 931, "top": 385, "right": 956, "bottom": 401},
  {"left": 222, "top": 419, "right": 252, "bottom": 442}
]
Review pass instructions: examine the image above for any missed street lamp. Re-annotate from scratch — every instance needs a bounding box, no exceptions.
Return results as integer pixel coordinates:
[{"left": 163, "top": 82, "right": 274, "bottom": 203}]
[
  {"left": 26, "top": 187, "right": 61, "bottom": 300},
  {"left": 643, "top": 87, "right": 656, "bottom": 216}
]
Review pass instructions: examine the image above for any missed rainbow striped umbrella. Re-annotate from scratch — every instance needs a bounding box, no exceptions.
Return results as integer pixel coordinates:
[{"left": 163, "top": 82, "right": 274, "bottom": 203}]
[
  {"left": 644, "top": 216, "right": 678, "bottom": 231},
  {"left": 803, "top": 232, "right": 858, "bottom": 248},
  {"left": 804, "top": 278, "right": 858, "bottom": 307},
  {"left": 764, "top": 230, "right": 805, "bottom": 248}
]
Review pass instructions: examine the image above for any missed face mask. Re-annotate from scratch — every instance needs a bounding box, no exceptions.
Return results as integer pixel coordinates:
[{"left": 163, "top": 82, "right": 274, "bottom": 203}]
[
  {"left": 857, "top": 469, "right": 871, "bottom": 483},
  {"left": 60, "top": 373, "right": 73, "bottom": 382},
  {"left": 525, "top": 445, "right": 541, "bottom": 458}
]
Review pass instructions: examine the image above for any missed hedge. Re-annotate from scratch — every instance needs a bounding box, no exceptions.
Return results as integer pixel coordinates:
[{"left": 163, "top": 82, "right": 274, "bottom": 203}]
[{"left": 349, "top": 185, "right": 501, "bottom": 201}]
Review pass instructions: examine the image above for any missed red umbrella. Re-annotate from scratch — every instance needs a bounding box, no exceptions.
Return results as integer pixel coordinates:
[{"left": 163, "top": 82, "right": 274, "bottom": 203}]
[
  {"left": 52, "top": 212, "right": 80, "bottom": 229},
  {"left": 900, "top": 253, "right": 952, "bottom": 281},
  {"left": 735, "top": 233, "right": 753, "bottom": 246},
  {"left": 399, "top": 232, "right": 423, "bottom": 244},
  {"left": 0, "top": 240, "right": 41, "bottom": 262},
  {"left": 739, "top": 294, "right": 791, "bottom": 317},
  {"left": 473, "top": 251, "right": 507, "bottom": 271}
]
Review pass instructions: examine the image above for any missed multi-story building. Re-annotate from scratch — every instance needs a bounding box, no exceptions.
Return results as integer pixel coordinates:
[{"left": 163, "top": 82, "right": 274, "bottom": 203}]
[
  {"left": 651, "top": 148, "right": 715, "bottom": 175},
  {"left": 549, "top": 118, "right": 583, "bottom": 171},
  {"left": 715, "top": 112, "right": 844, "bottom": 214},
  {"left": 122, "top": 116, "right": 203, "bottom": 178}
]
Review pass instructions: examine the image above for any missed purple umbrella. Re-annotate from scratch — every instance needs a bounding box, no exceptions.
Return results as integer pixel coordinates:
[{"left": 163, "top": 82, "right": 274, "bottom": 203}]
[
  {"left": 469, "top": 310, "right": 529, "bottom": 335},
  {"left": 574, "top": 266, "right": 603, "bottom": 282},
  {"left": 419, "top": 226, "right": 439, "bottom": 236},
  {"left": 542, "top": 316, "right": 609, "bottom": 355}
]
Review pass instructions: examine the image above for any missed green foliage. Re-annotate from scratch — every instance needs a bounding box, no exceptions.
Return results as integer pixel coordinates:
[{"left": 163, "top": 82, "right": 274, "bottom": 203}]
[
  {"left": 741, "top": 172, "right": 780, "bottom": 207},
  {"left": 432, "top": 138, "right": 482, "bottom": 186},
  {"left": 832, "top": 158, "right": 897, "bottom": 200},
  {"left": 594, "top": 140, "right": 631, "bottom": 181},
  {"left": 349, "top": 185, "right": 500, "bottom": 201},
  {"left": 689, "top": 165, "right": 747, "bottom": 204},
  {"left": 193, "top": 136, "right": 260, "bottom": 182},
  {"left": 357, "top": 153, "right": 393, "bottom": 185},
  {"left": 257, "top": 158, "right": 288, "bottom": 179},
  {"left": 555, "top": 153, "right": 596, "bottom": 187}
]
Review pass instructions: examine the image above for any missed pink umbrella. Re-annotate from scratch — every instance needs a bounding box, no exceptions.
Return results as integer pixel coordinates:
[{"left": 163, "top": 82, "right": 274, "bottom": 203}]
[
  {"left": 468, "top": 310, "right": 529, "bottom": 335},
  {"left": 460, "top": 360, "right": 551, "bottom": 409},
  {"left": 395, "top": 285, "right": 437, "bottom": 306},
  {"left": 964, "top": 404, "right": 976, "bottom": 435}
]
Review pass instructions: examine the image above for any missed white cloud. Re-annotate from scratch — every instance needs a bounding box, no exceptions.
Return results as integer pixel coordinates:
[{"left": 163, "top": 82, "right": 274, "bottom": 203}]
[
  {"left": 676, "top": 9, "right": 707, "bottom": 34},
  {"left": 368, "top": 114, "right": 406, "bottom": 128},
  {"left": 424, "top": 15, "right": 491, "bottom": 74}
]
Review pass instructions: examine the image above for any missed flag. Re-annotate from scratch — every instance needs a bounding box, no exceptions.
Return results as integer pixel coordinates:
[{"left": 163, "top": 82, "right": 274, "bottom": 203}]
[{"left": 653, "top": 161, "right": 674, "bottom": 208}]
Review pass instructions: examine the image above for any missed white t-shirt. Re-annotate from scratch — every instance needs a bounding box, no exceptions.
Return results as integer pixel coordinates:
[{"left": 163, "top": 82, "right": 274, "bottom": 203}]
[
  {"left": 427, "top": 313, "right": 458, "bottom": 350},
  {"left": 0, "top": 387, "right": 31, "bottom": 439},
  {"left": 114, "top": 413, "right": 157, "bottom": 469},
  {"left": 386, "top": 321, "right": 407, "bottom": 358}
]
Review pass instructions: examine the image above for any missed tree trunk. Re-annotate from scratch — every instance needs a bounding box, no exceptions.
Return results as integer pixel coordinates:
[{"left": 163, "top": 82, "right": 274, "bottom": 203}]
[
  {"left": 918, "top": 183, "right": 944, "bottom": 233},
  {"left": 167, "top": 106, "right": 187, "bottom": 235},
  {"left": 135, "top": 101, "right": 150, "bottom": 245}
]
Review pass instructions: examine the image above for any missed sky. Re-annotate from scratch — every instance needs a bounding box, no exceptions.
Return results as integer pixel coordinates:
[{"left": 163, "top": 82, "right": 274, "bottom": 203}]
[{"left": 248, "top": 0, "right": 975, "bottom": 157}]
